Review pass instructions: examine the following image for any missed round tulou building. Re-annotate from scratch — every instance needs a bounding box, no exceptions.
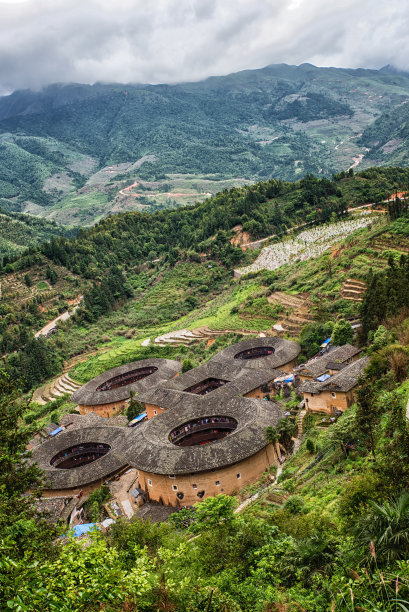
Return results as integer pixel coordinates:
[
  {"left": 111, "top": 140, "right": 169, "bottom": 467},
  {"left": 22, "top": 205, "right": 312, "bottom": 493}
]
[
  {"left": 125, "top": 395, "right": 283, "bottom": 506},
  {"left": 32, "top": 414, "right": 130, "bottom": 497},
  {"left": 33, "top": 337, "right": 300, "bottom": 506},
  {"left": 71, "top": 358, "right": 181, "bottom": 417}
]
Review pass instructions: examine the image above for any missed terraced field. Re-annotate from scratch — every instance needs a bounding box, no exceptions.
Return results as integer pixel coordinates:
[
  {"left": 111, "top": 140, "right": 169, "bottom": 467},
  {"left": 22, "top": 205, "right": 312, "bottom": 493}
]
[{"left": 236, "top": 214, "right": 377, "bottom": 277}]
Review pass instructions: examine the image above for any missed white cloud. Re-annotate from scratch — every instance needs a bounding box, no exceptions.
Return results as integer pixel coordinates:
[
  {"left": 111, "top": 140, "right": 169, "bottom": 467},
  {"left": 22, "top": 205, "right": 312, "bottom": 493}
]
[{"left": 0, "top": 0, "right": 408, "bottom": 93}]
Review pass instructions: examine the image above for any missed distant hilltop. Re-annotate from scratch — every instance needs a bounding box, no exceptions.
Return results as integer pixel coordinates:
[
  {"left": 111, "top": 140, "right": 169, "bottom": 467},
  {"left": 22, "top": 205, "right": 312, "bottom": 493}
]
[{"left": 2, "top": 63, "right": 409, "bottom": 228}]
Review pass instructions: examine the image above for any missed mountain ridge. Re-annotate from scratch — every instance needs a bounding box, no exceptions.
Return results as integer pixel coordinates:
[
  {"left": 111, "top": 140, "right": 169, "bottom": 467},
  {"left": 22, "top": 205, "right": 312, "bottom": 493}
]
[{"left": 2, "top": 62, "right": 409, "bottom": 228}]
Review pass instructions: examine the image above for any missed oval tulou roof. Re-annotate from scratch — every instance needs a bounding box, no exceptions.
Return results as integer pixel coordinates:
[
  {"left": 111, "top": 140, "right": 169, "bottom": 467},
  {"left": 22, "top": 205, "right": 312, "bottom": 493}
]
[
  {"left": 31, "top": 425, "right": 130, "bottom": 490},
  {"left": 209, "top": 336, "right": 300, "bottom": 370},
  {"left": 123, "top": 396, "right": 283, "bottom": 475},
  {"left": 71, "top": 358, "right": 181, "bottom": 406}
]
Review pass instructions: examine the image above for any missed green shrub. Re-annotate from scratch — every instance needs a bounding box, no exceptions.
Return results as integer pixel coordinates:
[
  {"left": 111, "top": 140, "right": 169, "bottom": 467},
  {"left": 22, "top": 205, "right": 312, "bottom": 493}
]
[
  {"left": 284, "top": 495, "right": 306, "bottom": 514},
  {"left": 306, "top": 438, "right": 315, "bottom": 453},
  {"left": 182, "top": 358, "right": 195, "bottom": 373},
  {"left": 50, "top": 411, "right": 59, "bottom": 424},
  {"left": 302, "top": 412, "right": 315, "bottom": 433}
]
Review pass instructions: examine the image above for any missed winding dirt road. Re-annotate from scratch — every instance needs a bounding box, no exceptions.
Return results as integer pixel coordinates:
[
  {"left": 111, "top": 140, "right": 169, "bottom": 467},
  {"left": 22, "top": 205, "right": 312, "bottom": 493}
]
[{"left": 119, "top": 181, "right": 211, "bottom": 199}]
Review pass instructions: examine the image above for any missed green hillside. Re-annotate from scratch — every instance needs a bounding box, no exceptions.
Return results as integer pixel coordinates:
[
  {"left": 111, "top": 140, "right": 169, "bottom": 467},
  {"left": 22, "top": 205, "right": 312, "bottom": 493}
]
[
  {"left": 0, "top": 166, "right": 407, "bottom": 392},
  {"left": 4, "top": 167, "right": 409, "bottom": 609},
  {"left": 2, "top": 64, "right": 409, "bottom": 225},
  {"left": 0, "top": 209, "right": 73, "bottom": 258}
]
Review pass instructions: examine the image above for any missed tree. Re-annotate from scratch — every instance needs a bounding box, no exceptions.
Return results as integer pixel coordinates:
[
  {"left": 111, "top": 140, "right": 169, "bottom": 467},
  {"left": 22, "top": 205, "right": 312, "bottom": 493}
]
[
  {"left": 306, "top": 438, "right": 315, "bottom": 453},
  {"left": 331, "top": 318, "right": 354, "bottom": 346},
  {"left": 277, "top": 418, "right": 297, "bottom": 451},
  {"left": 355, "top": 379, "right": 379, "bottom": 459},
  {"left": 376, "top": 391, "right": 409, "bottom": 489},
  {"left": 284, "top": 495, "right": 305, "bottom": 515},
  {"left": 126, "top": 392, "right": 145, "bottom": 421},
  {"left": 371, "top": 324, "right": 391, "bottom": 350},
  {"left": 355, "top": 491, "right": 409, "bottom": 565},
  {"left": 281, "top": 531, "right": 337, "bottom": 587},
  {"left": 265, "top": 425, "right": 279, "bottom": 445},
  {"left": 182, "top": 358, "right": 195, "bottom": 373},
  {"left": 4, "top": 536, "right": 157, "bottom": 611},
  {"left": 190, "top": 494, "right": 237, "bottom": 533},
  {"left": 0, "top": 370, "right": 55, "bottom": 570},
  {"left": 328, "top": 407, "right": 356, "bottom": 457},
  {"left": 300, "top": 321, "right": 334, "bottom": 358},
  {"left": 86, "top": 485, "right": 111, "bottom": 521}
]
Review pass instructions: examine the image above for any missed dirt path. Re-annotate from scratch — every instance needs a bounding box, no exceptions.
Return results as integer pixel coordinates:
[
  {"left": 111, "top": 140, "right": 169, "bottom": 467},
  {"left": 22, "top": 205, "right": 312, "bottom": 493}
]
[
  {"left": 349, "top": 154, "right": 364, "bottom": 169},
  {"left": 119, "top": 181, "right": 139, "bottom": 196},
  {"left": 119, "top": 181, "right": 211, "bottom": 200},
  {"left": 35, "top": 295, "right": 83, "bottom": 338}
]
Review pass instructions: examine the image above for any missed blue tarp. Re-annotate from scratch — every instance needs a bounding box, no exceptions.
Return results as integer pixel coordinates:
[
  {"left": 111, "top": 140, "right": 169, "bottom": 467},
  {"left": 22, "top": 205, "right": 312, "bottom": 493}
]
[
  {"left": 316, "top": 374, "right": 331, "bottom": 382},
  {"left": 72, "top": 523, "right": 99, "bottom": 538},
  {"left": 128, "top": 412, "right": 147, "bottom": 426},
  {"left": 284, "top": 375, "right": 294, "bottom": 383},
  {"left": 49, "top": 426, "right": 63, "bottom": 437},
  {"left": 320, "top": 337, "right": 331, "bottom": 348}
]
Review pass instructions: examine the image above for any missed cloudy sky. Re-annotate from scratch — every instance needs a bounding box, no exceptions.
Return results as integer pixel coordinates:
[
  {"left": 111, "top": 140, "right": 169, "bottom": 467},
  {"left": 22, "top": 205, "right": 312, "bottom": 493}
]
[{"left": 0, "top": 0, "right": 408, "bottom": 94}]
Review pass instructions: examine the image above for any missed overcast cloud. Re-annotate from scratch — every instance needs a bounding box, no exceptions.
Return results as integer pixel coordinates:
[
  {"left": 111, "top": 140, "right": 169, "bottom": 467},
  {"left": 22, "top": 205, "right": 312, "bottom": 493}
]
[{"left": 0, "top": 0, "right": 408, "bottom": 94}]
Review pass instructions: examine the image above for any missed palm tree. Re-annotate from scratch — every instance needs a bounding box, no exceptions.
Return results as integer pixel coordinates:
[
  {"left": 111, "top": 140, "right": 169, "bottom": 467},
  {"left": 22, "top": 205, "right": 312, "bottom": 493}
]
[
  {"left": 282, "top": 531, "right": 337, "bottom": 586},
  {"left": 265, "top": 426, "right": 279, "bottom": 445},
  {"left": 277, "top": 418, "right": 297, "bottom": 451},
  {"left": 357, "top": 491, "right": 409, "bottom": 564},
  {"left": 265, "top": 425, "right": 281, "bottom": 460}
]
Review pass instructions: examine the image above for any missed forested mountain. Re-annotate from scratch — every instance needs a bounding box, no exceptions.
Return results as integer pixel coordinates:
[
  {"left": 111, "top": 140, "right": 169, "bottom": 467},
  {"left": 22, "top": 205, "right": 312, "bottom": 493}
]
[{"left": 2, "top": 63, "right": 409, "bottom": 226}]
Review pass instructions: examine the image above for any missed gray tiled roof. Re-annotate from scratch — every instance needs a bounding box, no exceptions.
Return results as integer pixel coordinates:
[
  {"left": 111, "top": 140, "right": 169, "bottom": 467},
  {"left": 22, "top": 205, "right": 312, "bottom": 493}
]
[
  {"left": 33, "top": 338, "right": 301, "bottom": 488},
  {"left": 137, "top": 360, "right": 284, "bottom": 407},
  {"left": 210, "top": 337, "right": 300, "bottom": 370},
  {"left": 59, "top": 413, "right": 128, "bottom": 429},
  {"left": 300, "top": 356, "right": 369, "bottom": 394},
  {"left": 32, "top": 425, "right": 130, "bottom": 490},
  {"left": 124, "top": 396, "right": 283, "bottom": 474},
  {"left": 71, "top": 358, "right": 181, "bottom": 406},
  {"left": 32, "top": 395, "right": 283, "bottom": 485},
  {"left": 297, "top": 344, "right": 361, "bottom": 379},
  {"left": 36, "top": 496, "right": 79, "bottom": 524},
  {"left": 35, "top": 497, "right": 66, "bottom": 523}
]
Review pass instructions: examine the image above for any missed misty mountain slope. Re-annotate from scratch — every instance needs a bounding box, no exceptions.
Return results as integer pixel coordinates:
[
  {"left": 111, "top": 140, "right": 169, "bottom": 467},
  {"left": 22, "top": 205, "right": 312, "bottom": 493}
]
[
  {"left": 1, "top": 63, "right": 409, "bottom": 226},
  {"left": 359, "top": 101, "right": 409, "bottom": 166}
]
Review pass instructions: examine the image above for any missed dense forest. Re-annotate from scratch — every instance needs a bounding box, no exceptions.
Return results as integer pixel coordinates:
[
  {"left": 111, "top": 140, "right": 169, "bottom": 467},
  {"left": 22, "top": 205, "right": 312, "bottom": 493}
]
[{"left": 13, "top": 166, "right": 409, "bottom": 275}]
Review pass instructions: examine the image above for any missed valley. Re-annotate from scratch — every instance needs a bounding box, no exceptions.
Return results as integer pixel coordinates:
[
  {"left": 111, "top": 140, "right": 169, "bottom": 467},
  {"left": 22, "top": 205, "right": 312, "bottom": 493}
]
[
  {"left": 2, "top": 63, "right": 409, "bottom": 235},
  {"left": 6, "top": 0, "right": 409, "bottom": 605}
]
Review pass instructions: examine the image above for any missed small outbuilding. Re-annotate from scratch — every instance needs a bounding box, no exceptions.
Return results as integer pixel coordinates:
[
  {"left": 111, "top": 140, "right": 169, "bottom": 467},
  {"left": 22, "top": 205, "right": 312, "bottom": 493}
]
[
  {"left": 300, "top": 356, "right": 369, "bottom": 415},
  {"left": 295, "top": 344, "right": 361, "bottom": 381}
]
